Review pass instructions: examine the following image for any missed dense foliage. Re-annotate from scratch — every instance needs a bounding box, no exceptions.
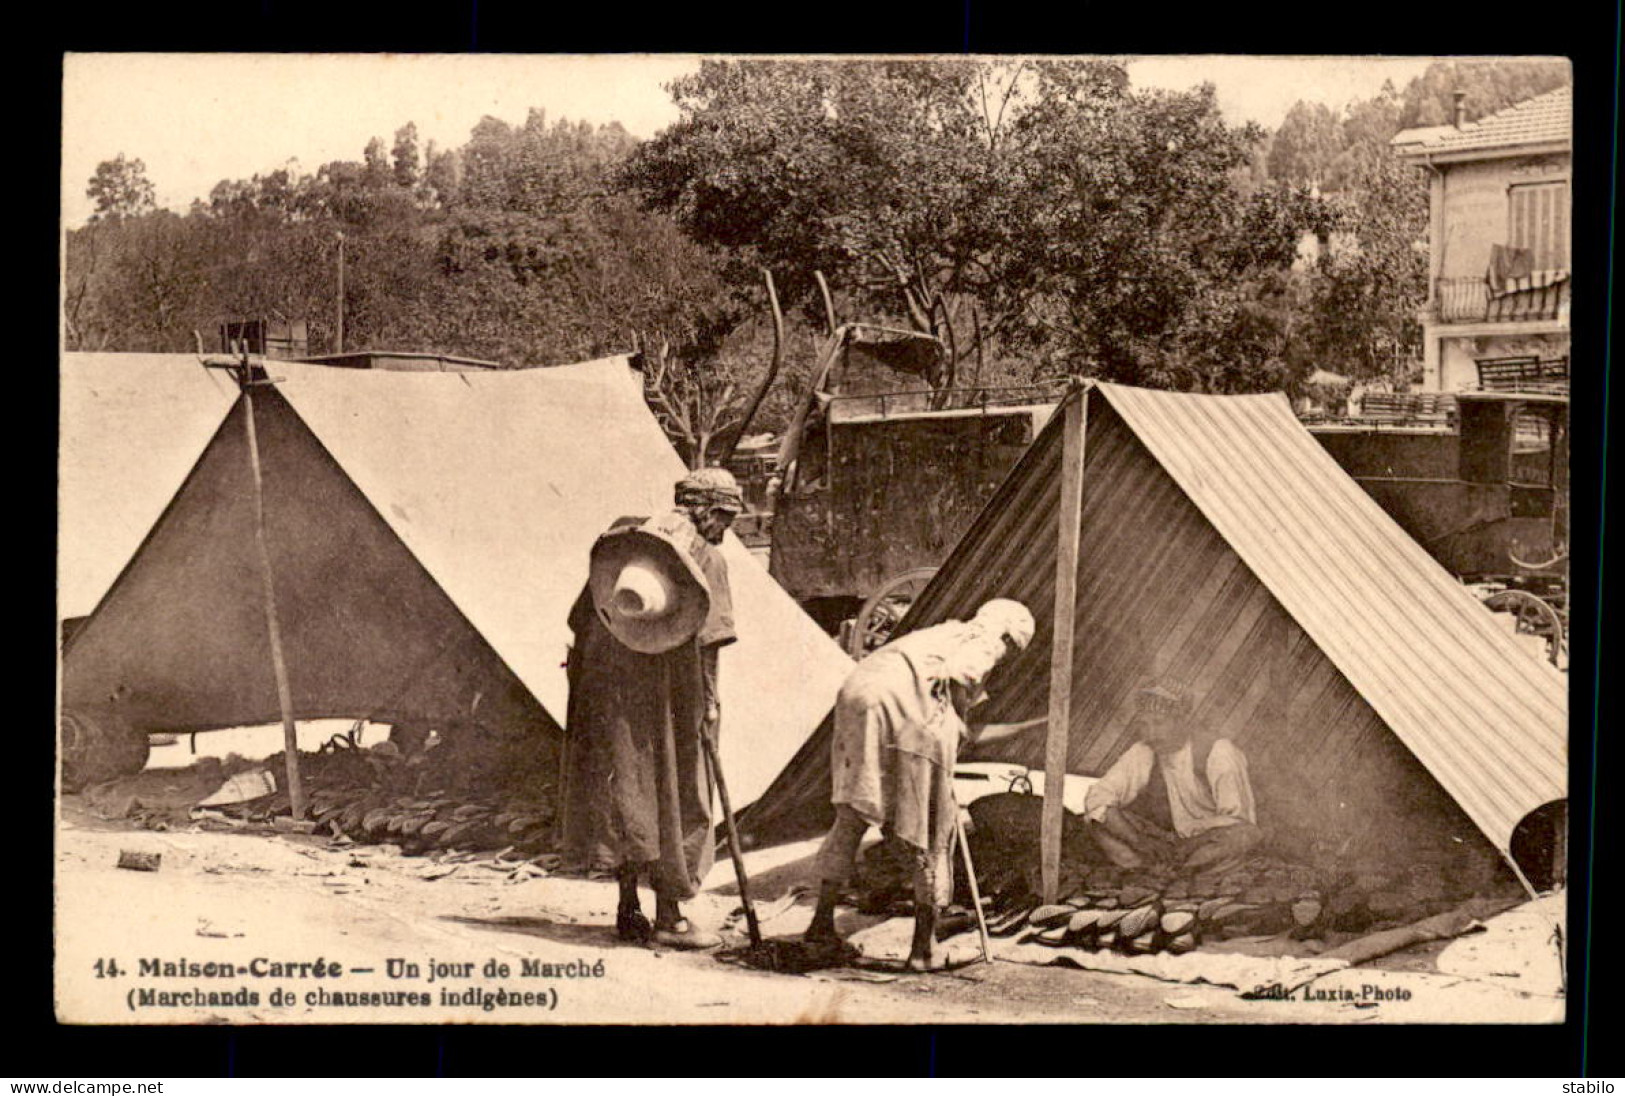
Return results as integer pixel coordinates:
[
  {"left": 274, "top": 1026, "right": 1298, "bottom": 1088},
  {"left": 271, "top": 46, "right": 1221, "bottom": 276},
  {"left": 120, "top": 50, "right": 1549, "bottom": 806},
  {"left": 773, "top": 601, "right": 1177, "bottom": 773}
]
[{"left": 63, "top": 59, "right": 1571, "bottom": 458}]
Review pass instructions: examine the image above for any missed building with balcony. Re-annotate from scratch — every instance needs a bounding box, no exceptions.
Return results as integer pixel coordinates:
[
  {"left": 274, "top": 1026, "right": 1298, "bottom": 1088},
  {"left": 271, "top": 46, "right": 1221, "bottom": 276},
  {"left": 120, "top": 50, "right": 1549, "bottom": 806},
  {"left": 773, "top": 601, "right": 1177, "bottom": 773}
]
[{"left": 1393, "top": 85, "right": 1571, "bottom": 393}]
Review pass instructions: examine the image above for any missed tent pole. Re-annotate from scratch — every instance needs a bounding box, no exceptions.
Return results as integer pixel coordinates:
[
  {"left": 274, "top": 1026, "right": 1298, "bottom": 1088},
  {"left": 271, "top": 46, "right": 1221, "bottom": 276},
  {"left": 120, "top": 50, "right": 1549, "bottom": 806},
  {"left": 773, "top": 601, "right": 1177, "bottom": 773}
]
[
  {"left": 1504, "top": 849, "right": 1541, "bottom": 903},
  {"left": 241, "top": 382, "right": 308, "bottom": 821},
  {"left": 1041, "top": 389, "right": 1088, "bottom": 904}
]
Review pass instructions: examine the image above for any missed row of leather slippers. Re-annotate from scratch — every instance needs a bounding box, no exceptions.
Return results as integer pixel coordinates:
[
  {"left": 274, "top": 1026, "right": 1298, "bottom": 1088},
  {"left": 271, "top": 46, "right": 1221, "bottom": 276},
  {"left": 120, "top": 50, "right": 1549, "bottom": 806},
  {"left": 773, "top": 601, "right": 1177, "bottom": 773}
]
[{"left": 985, "top": 894, "right": 1280, "bottom": 956}]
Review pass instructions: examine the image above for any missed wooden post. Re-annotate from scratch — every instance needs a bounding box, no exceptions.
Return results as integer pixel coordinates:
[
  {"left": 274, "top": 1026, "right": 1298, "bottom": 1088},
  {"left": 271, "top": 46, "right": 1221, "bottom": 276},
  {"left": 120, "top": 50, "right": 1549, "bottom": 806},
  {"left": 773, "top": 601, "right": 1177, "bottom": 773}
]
[
  {"left": 241, "top": 380, "right": 308, "bottom": 820},
  {"left": 335, "top": 232, "right": 346, "bottom": 354},
  {"left": 1041, "top": 390, "right": 1088, "bottom": 904}
]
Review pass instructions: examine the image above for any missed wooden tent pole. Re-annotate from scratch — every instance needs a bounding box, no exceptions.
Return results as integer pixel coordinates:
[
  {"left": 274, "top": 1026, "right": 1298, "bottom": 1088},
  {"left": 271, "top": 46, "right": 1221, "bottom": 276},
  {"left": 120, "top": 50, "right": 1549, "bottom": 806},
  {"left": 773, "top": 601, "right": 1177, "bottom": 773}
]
[
  {"left": 1041, "top": 389, "right": 1088, "bottom": 904},
  {"left": 241, "top": 379, "right": 308, "bottom": 821}
]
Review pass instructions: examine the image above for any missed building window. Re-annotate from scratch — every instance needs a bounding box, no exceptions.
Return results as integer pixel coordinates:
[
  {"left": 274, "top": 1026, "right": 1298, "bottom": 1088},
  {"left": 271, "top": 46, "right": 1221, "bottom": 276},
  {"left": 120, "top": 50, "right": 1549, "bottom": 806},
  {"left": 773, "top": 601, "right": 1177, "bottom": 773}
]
[{"left": 1507, "top": 181, "right": 1568, "bottom": 272}]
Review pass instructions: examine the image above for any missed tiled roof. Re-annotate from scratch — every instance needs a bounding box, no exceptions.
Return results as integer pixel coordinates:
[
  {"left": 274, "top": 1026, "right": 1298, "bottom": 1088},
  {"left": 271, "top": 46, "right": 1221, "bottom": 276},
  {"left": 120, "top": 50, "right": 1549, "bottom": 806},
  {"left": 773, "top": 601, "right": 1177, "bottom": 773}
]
[
  {"left": 1398, "top": 85, "right": 1571, "bottom": 156},
  {"left": 1389, "top": 124, "right": 1457, "bottom": 148}
]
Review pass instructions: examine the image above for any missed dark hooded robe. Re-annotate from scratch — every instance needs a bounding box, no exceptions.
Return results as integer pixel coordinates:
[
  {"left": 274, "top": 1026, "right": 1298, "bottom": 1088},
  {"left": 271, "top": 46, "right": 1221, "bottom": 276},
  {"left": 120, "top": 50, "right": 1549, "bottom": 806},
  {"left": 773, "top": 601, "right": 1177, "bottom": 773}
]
[{"left": 560, "top": 510, "right": 735, "bottom": 900}]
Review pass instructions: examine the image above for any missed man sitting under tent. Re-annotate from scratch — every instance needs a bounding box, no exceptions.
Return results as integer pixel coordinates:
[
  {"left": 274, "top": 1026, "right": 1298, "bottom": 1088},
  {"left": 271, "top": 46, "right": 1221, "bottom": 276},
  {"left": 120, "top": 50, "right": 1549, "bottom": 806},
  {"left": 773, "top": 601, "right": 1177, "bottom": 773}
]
[
  {"left": 562, "top": 467, "right": 744, "bottom": 950},
  {"left": 1083, "top": 684, "right": 1263, "bottom": 882},
  {"left": 804, "top": 599, "right": 1037, "bottom": 971}
]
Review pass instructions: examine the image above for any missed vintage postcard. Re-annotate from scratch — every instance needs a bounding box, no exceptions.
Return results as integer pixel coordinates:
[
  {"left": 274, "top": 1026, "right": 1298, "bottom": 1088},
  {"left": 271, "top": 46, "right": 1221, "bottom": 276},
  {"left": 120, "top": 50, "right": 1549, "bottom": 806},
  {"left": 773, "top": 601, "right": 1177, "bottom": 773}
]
[{"left": 58, "top": 52, "right": 1571, "bottom": 1025}]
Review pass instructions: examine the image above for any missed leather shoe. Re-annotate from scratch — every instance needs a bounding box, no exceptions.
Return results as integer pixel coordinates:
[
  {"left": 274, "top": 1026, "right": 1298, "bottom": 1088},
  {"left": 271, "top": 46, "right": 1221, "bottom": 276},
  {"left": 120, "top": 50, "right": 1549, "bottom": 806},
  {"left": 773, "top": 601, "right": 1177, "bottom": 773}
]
[
  {"left": 616, "top": 908, "right": 654, "bottom": 943},
  {"left": 651, "top": 919, "right": 722, "bottom": 950}
]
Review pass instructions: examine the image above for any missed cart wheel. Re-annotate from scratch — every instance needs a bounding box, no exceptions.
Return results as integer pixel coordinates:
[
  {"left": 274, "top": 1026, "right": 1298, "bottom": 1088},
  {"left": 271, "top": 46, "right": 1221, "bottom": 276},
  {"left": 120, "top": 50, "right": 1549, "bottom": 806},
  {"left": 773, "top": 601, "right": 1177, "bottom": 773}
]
[
  {"left": 60, "top": 708, "right": 149, "bottom": 792},
  {"left": 1482, "top": 588, "right": 1567, "bottom": 668},
  {"left": 848, "top": 567, "right": 939, "bottom": 658}
]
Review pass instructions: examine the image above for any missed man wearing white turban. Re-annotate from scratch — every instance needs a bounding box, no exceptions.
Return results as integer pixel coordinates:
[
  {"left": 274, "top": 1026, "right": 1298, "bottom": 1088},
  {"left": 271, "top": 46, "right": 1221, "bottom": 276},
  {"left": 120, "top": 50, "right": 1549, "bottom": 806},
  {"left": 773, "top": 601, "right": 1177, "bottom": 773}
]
[{"left": 804, "top": 599, "right": 1037, "bottom": 970}]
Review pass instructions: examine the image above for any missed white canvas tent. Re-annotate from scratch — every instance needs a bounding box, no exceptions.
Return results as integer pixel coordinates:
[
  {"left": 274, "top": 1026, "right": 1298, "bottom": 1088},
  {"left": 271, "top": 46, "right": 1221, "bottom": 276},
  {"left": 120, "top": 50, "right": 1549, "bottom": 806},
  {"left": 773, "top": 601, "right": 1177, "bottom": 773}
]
[{"left": 59, "top": 352, "right": 851, "bottom": 805}]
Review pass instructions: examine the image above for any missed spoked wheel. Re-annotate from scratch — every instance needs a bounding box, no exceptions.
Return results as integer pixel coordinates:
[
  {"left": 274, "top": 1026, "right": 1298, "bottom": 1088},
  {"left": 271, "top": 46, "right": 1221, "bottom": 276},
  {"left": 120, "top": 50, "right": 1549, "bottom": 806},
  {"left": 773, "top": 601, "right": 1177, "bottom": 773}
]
[
  {"left": 60, "top": 708, "right": 149, "bottom": 792},
  {"left": 847, "top": 567, "right": 938, "bottom": 658},
  {"left": 1482, "top": 588, "right": 1568, "bottom": 668}
]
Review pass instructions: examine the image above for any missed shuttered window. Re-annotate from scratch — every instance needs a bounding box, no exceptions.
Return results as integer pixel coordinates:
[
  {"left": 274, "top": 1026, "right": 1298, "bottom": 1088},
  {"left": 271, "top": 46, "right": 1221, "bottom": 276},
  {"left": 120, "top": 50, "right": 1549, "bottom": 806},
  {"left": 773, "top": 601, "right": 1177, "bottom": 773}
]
[{"left": 1508, "top": 181, "right": 1569, "bottom": 271}]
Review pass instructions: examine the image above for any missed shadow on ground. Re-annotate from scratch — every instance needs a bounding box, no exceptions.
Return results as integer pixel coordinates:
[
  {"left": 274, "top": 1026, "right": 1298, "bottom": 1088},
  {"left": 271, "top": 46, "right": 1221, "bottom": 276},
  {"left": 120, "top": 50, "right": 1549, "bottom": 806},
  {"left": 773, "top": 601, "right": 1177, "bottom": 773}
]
[
  {"left": 708, "top": 848, "right": 821, "bottom": 899},
  {"left": 440, "top": 913, "right": 651, "bottom": 950}
]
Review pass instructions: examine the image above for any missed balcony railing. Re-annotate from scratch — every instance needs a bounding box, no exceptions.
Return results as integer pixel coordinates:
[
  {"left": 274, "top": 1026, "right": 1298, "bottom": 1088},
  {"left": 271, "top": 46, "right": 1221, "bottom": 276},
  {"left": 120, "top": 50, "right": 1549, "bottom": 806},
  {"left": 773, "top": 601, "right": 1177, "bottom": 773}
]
[
  {"left": 1433, "top": 274, "right": 1569, "bottom": 324},
  {"left": 1475, "top": 355, "right": 1569, "bottom": 395}
]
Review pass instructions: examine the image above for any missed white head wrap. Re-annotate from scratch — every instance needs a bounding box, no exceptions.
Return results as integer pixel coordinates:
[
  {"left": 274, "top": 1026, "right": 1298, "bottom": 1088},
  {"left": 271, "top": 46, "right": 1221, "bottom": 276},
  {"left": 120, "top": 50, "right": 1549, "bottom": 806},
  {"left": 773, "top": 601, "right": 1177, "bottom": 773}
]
[{"left": 974, "top": 599, "right": 1036, "bottom": 651}]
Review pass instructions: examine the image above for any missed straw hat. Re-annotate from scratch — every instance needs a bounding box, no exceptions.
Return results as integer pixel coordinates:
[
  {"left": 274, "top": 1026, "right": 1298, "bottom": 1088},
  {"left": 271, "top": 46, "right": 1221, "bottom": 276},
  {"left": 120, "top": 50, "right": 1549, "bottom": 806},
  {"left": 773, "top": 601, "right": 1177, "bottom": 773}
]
[{"left": 588, "top": 521, "right": 713, "bottom": 654}]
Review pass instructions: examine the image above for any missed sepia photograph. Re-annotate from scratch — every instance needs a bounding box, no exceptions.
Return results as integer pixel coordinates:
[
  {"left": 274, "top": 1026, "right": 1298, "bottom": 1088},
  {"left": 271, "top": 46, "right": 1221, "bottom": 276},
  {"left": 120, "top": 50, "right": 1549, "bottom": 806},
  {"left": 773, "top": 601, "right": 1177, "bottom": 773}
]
[{"left": 56, "top": 52, "right": 1575, "bottom": 1029}]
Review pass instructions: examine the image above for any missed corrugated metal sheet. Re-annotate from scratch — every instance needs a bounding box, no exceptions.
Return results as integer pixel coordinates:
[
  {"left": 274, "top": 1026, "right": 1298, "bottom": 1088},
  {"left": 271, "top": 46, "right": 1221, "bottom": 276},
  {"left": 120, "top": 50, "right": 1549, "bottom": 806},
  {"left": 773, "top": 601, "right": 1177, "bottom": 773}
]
[
  {"left": 1099, "top": 382, "right": 1566, "bottom": 855},
  {"left": 741, "top": 383, "right": 1566, "bottom": 867}
]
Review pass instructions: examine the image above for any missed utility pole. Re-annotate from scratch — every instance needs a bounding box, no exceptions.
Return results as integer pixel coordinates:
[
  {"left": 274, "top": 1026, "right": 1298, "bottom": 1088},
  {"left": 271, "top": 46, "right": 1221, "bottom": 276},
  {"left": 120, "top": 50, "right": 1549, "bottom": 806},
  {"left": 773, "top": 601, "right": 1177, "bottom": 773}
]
[{"left": 335, "top": 231, "right": 346, "bottom": 354}]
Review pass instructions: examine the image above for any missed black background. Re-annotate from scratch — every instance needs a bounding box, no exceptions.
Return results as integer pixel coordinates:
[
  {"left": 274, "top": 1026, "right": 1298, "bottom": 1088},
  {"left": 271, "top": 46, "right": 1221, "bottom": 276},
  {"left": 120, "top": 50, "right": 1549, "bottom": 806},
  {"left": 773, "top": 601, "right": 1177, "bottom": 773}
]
[{"left": 26, "top": 0, "right": 1621, "bottom": 1077}]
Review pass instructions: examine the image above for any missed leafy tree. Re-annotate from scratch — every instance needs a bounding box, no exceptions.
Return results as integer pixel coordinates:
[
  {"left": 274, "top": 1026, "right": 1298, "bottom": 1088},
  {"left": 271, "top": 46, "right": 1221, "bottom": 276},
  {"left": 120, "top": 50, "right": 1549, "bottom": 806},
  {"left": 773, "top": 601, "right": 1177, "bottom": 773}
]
[
  {"left": 423, "top": 140, "right": 460, "bottom": 206},
  {"left": 362, "top": 137, "right": 391, "bottom": 189},
  {"left": 625, "top": 58, "right": 1315, "bottom": 393},
  {"left": 1267, "top": 101, "right": 1342, "bottom": 189},
  {"left": 1302, "top": 155, "right": 1429, "bottom": 384},
  {"left": 1254, "top": 65, "right": 1561, "bottom": 386},
  {"left": 96, "top": 211, "right": 211, "bottom": 351},
  {"left": 87, "top": 154, "right": 156, "bottom": 221},
  {"left": 392, "top": 122, "right": 421, "bottom": 189},
  {"left": 63, "top": 223, "right": 109, "bottom": 350}
]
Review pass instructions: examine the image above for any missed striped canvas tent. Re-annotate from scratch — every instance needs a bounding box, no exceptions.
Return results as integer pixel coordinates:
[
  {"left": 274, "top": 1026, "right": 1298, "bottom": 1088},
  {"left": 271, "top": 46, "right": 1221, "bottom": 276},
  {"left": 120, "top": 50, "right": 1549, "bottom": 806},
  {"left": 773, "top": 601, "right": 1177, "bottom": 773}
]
[{"left": 740, "top": 383, "right": 1567, "bottom": 883}]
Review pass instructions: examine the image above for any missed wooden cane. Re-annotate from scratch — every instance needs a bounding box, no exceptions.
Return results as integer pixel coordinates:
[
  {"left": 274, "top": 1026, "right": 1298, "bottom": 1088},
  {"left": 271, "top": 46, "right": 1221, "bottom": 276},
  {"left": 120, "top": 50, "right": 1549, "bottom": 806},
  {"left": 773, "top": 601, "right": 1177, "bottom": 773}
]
[
  {"left": 953, "top": 800, "right": 993, "bottom": 965},
  {"left": 701, "top": 734, "right": 763, "bottom": 948}
]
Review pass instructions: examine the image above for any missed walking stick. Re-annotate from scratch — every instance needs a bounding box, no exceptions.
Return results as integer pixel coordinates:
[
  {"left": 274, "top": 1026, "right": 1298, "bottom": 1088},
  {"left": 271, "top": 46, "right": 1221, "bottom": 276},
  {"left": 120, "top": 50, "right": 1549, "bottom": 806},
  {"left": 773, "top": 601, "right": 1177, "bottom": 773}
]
[
  {"left": 952, "top": 800, "right": 993, "bottom": 965},
  {"left": 701, "top": 733, "right": 763, "bottom": 948}
]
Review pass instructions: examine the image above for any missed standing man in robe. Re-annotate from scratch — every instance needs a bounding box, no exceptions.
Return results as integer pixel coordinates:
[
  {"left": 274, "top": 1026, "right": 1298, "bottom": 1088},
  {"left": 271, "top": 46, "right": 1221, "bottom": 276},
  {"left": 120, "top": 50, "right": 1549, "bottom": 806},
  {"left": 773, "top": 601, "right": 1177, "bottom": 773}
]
[
  {"left": 803, "top": 599, "right": 1037, "bottom": 971},
  {"left": 562, "top": 467, "right": 744, "bottom": 950}
]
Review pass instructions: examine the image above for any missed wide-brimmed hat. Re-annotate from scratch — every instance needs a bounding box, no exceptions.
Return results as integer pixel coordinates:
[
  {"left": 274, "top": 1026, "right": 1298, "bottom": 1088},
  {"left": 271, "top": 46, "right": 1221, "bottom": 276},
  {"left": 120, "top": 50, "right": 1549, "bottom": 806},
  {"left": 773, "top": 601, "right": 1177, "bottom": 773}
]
[{"left": 588, "top": 521, "right": 713, "bottom": 654}]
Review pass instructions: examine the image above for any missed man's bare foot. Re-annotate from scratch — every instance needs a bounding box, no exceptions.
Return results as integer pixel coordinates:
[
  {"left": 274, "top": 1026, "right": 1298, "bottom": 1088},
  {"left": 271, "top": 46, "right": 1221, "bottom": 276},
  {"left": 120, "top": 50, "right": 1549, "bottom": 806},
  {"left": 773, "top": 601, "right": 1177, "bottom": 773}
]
[
  {"left": 908, "top": 903, "right": 940, "bottom": 970},
  {"left": 904, "top": 944, "right": 943, "bottom": 972}
]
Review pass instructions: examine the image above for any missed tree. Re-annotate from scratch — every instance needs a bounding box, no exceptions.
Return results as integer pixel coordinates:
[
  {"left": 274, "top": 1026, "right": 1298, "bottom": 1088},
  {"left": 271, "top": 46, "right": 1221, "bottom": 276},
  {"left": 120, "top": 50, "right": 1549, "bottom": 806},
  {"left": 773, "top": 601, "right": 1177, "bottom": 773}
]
[
  {"left": 98, "top": 211, "right": 210, "bottom": 351},
  {"left": 624, "top": 58, "right": 1310, "bottom": 393},
  {"left": 1303, "top": 154, "right": 1429, "bottom": 384},
  {"left": 1267, "top": 101, "right": 1342, "bottom": 189},
  {"left": 86, "top": 154, "right": 156, "bottom": 222},
  {"left": 422, "top": 140, "right": 460, "bottom": 206},
  {"left": 362, "top": 137, "right": 391, "bottom": 189},
  {"left": 63, "top": 223, "right": 108, "bottom": 350},
  {"left": 392, "top": 123, "right": 421, "bottom": 189}
]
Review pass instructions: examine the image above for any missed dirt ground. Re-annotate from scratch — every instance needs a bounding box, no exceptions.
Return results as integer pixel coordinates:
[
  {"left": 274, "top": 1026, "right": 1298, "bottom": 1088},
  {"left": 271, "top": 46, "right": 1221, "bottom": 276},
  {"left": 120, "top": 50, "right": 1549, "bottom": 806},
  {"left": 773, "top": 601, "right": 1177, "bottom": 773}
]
[{"left": 53, "top": 799, "right": 1564, "bottom": 1026}]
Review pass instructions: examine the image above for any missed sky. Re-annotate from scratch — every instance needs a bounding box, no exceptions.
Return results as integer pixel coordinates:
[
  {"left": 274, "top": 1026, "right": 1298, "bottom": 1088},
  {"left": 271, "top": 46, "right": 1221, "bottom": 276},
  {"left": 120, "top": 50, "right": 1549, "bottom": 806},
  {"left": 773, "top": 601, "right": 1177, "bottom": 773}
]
[{"left": 61, "top": 54, "right": 1438, "bottom": 226}]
